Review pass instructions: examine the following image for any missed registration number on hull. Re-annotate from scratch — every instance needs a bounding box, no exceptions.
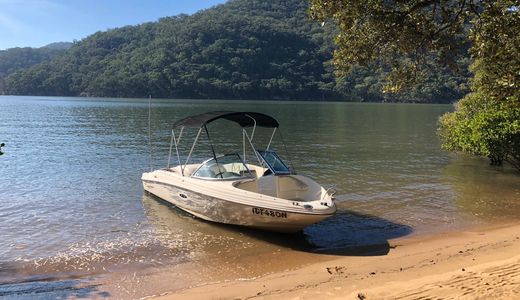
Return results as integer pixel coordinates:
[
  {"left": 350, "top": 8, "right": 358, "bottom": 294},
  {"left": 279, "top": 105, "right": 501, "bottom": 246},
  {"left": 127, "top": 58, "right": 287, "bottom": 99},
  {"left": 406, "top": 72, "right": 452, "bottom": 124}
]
[{"left": 252, "top": 207, "right": 288, "bottom": 218}]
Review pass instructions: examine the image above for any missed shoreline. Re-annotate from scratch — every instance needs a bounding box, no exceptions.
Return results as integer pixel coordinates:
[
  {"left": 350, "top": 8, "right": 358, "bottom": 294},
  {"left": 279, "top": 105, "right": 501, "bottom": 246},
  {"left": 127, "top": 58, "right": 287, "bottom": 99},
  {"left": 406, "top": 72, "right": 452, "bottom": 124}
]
[{"left": 153, "top": 222, "right": 520, "bottom": 299}]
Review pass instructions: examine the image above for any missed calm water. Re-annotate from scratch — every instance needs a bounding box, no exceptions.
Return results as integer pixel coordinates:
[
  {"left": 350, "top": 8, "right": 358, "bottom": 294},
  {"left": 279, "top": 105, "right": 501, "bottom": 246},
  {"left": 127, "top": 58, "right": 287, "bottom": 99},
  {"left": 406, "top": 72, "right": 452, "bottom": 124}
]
[{"left": 1, "top": 96, "right": 519, "bottom": 297}]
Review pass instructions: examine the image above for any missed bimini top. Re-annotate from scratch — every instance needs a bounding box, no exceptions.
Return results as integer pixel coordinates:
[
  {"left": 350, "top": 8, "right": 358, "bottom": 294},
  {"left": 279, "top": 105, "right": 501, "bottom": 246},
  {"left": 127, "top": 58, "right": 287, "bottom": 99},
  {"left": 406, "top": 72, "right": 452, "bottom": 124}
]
[{"left": 172, "top": 111, "right": 279, "bottom": 129}]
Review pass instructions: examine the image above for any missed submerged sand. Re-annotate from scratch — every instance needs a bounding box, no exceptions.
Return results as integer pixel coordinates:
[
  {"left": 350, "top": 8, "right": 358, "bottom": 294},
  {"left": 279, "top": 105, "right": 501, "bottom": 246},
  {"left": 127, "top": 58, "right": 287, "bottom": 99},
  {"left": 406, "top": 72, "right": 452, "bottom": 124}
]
[{"left": 154, "top": 223, "right": 520, "bottom": 300}]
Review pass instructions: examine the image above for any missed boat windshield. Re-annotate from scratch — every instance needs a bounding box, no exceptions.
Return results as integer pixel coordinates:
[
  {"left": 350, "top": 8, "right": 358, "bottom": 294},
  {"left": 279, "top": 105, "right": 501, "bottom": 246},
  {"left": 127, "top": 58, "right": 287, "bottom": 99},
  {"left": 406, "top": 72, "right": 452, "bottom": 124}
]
[
  {"left": 257, "top": 150, "right": 292, "bottom": 175},
  {"left": 192, "top": 153, "right": 253, "bottom": 180}
]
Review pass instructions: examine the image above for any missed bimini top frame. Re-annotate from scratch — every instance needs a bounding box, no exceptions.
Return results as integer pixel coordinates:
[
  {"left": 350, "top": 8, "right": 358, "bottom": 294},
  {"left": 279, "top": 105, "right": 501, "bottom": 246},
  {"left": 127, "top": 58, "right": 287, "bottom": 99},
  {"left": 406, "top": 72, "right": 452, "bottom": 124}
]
[{"left": 167, "top": 111, "right": 281, "bottom": 176}]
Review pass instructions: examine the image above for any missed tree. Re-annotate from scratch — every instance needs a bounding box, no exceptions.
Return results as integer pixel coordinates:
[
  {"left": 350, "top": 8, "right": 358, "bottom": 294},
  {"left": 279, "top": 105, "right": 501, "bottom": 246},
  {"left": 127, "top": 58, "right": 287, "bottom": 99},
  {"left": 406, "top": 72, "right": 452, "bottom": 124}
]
[
  {"left": 439, "top": 2, "right": 519, "bottom": 169},
  {"left": 310, "top": 0, "right": 520, "bottom": 170}
]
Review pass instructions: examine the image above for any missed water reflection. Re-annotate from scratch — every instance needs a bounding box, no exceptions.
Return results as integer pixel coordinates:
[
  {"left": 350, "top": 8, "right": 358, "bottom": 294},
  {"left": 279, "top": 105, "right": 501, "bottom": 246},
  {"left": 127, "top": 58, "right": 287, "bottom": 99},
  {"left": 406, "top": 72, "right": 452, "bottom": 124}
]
[{"left": 442, "top": 155, "right": 520, "bottom": 223}]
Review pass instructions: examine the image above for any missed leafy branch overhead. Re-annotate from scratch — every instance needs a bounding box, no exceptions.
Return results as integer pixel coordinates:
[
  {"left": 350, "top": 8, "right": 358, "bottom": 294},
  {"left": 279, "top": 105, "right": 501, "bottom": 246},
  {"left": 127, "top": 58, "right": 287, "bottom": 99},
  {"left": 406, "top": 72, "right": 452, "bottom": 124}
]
[{"left": 309, "top": 0, "right": 477, "bottom": 92}]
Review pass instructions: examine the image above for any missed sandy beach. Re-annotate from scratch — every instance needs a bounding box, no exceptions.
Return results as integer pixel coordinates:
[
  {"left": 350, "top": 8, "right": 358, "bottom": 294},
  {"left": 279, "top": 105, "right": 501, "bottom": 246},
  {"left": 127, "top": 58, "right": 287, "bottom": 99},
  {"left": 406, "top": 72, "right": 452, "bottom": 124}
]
[{"left": 154, "top": 223, "right": 520, "bottom": 300}]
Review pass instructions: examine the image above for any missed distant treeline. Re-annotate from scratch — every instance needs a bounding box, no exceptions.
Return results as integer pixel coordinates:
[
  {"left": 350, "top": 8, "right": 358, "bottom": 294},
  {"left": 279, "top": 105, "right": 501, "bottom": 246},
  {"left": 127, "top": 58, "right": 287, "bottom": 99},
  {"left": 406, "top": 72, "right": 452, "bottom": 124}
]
[
  {"left": 0, "top": 0, "right": 470, "bottom": 103},
  {"left": 0, "top": 43, "right": 71, "bottom": 92}
]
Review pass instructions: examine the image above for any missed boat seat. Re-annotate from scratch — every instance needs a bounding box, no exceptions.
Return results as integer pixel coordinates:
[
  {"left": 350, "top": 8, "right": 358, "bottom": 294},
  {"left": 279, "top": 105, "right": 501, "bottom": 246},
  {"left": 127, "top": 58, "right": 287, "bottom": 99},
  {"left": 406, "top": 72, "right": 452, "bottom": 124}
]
[
  {"left": 278, "top": 176, "right": 309, "bottom": 191},
  {"left": 277, "top": 177, "right": 308, "bottom": 200},
  {"left": 233, "top": 178, "right": 258, "bottom": 192},
  {"left": 257, "top": 175, "right": 278, "bottom": 197}
]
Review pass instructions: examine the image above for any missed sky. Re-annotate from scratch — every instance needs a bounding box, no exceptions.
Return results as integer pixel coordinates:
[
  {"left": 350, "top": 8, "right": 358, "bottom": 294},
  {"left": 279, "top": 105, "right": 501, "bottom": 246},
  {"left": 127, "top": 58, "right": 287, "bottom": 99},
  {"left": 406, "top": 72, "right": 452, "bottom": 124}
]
[{"left": 0, "top": 0, "right": 228, "bottom": 50}]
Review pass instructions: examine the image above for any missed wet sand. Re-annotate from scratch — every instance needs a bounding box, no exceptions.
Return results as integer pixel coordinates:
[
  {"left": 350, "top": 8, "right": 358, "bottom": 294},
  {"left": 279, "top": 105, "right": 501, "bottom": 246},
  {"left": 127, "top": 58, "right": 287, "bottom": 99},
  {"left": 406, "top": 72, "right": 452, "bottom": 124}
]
[{"left": 154, "top": 222, "right": 520, "bottom": 300}]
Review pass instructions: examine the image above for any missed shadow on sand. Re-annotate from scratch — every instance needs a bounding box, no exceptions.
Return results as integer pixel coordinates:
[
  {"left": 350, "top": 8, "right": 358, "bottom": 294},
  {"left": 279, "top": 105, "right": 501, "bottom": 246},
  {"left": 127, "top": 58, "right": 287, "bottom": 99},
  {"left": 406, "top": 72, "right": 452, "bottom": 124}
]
[
  {"left": 146, "top": 193, "right": 412, "bottom": 257},
  {"left": 210, "top": 210, "right": 412, "bottom": 257}
]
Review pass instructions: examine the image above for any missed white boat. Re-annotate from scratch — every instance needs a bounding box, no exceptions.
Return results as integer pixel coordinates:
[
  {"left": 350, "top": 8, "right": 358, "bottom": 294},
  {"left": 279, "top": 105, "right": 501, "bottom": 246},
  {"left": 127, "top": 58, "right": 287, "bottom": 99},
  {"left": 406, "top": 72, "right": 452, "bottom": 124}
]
[{"left": 141, "top": 111, "right": 336, "bottom": 233}]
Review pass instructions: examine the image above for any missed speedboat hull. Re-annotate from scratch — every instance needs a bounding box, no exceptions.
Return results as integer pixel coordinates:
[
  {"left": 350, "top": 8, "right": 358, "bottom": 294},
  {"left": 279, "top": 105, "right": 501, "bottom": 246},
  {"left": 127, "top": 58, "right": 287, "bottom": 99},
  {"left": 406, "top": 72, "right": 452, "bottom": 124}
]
[{"left": 142, "top": 170, "right": 336, "bottom": 233}]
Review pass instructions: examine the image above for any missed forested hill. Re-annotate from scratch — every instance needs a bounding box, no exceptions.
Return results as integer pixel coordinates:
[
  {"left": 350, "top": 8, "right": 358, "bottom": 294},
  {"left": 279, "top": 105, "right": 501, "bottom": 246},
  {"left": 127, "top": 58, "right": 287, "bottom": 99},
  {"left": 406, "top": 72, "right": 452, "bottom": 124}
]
[
  {"left": 2, "top": 0, "right": 469, "bottom": 102},
  {"left": 0, "top": 43, "right": 72, "bottom": 92}
]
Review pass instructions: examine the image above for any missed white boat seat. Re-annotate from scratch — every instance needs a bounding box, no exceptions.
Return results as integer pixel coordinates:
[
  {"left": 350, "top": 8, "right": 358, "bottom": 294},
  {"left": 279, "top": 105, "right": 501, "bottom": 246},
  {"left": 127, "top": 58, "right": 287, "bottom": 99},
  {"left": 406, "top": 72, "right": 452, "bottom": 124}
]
[
  {"left": 255, "top": 175, "right": 310, "bottom": 199},
  {"left": 257, "top": 175, "right": 278, "bottom": 197}
]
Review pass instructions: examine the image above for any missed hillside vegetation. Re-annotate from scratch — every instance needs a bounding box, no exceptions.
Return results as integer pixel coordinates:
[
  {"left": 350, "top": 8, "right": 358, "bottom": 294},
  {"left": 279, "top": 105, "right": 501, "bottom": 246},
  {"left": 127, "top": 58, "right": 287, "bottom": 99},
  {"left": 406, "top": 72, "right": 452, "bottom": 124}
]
[
  {"left": 2, "top": 0, "right": 469, "bottom": 102},
  {"left": 0, "top": 43, "right": 71, "bottom": 92}
]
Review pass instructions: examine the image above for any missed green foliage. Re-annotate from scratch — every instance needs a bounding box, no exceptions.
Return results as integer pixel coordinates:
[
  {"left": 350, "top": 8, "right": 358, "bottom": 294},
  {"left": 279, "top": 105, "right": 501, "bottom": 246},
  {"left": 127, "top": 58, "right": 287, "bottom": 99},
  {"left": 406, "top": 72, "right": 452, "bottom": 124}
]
[
  {"left": 439, "top": 94, "right": 520, "bottom": 167},
  {"left": 0, "top": 45, "right": 70, "bottom": 93},
  {"left": 336, "top": 56, "right": 470, "bottom": 103},
  {"left": 4, "top": 1, "right": 336, "bottom": 99},
  {"left": 439, "top": 1, "right": 519, "bottom": 170},
  {"left": 2, "top": 0, "right": 469, "bottom": 102},
  {"left": 309, "top": 0, "right": 473, "bottom": 88},
  {"left": 469, "top": 1, "right": 520, "bottom": 104}
]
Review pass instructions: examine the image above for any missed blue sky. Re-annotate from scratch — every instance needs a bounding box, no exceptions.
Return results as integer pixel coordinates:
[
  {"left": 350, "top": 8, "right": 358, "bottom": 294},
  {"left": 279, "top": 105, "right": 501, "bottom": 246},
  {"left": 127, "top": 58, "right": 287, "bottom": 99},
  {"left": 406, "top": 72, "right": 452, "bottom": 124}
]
[{"left": 0, "top": 0, "right": 227, "bottom": 50}]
